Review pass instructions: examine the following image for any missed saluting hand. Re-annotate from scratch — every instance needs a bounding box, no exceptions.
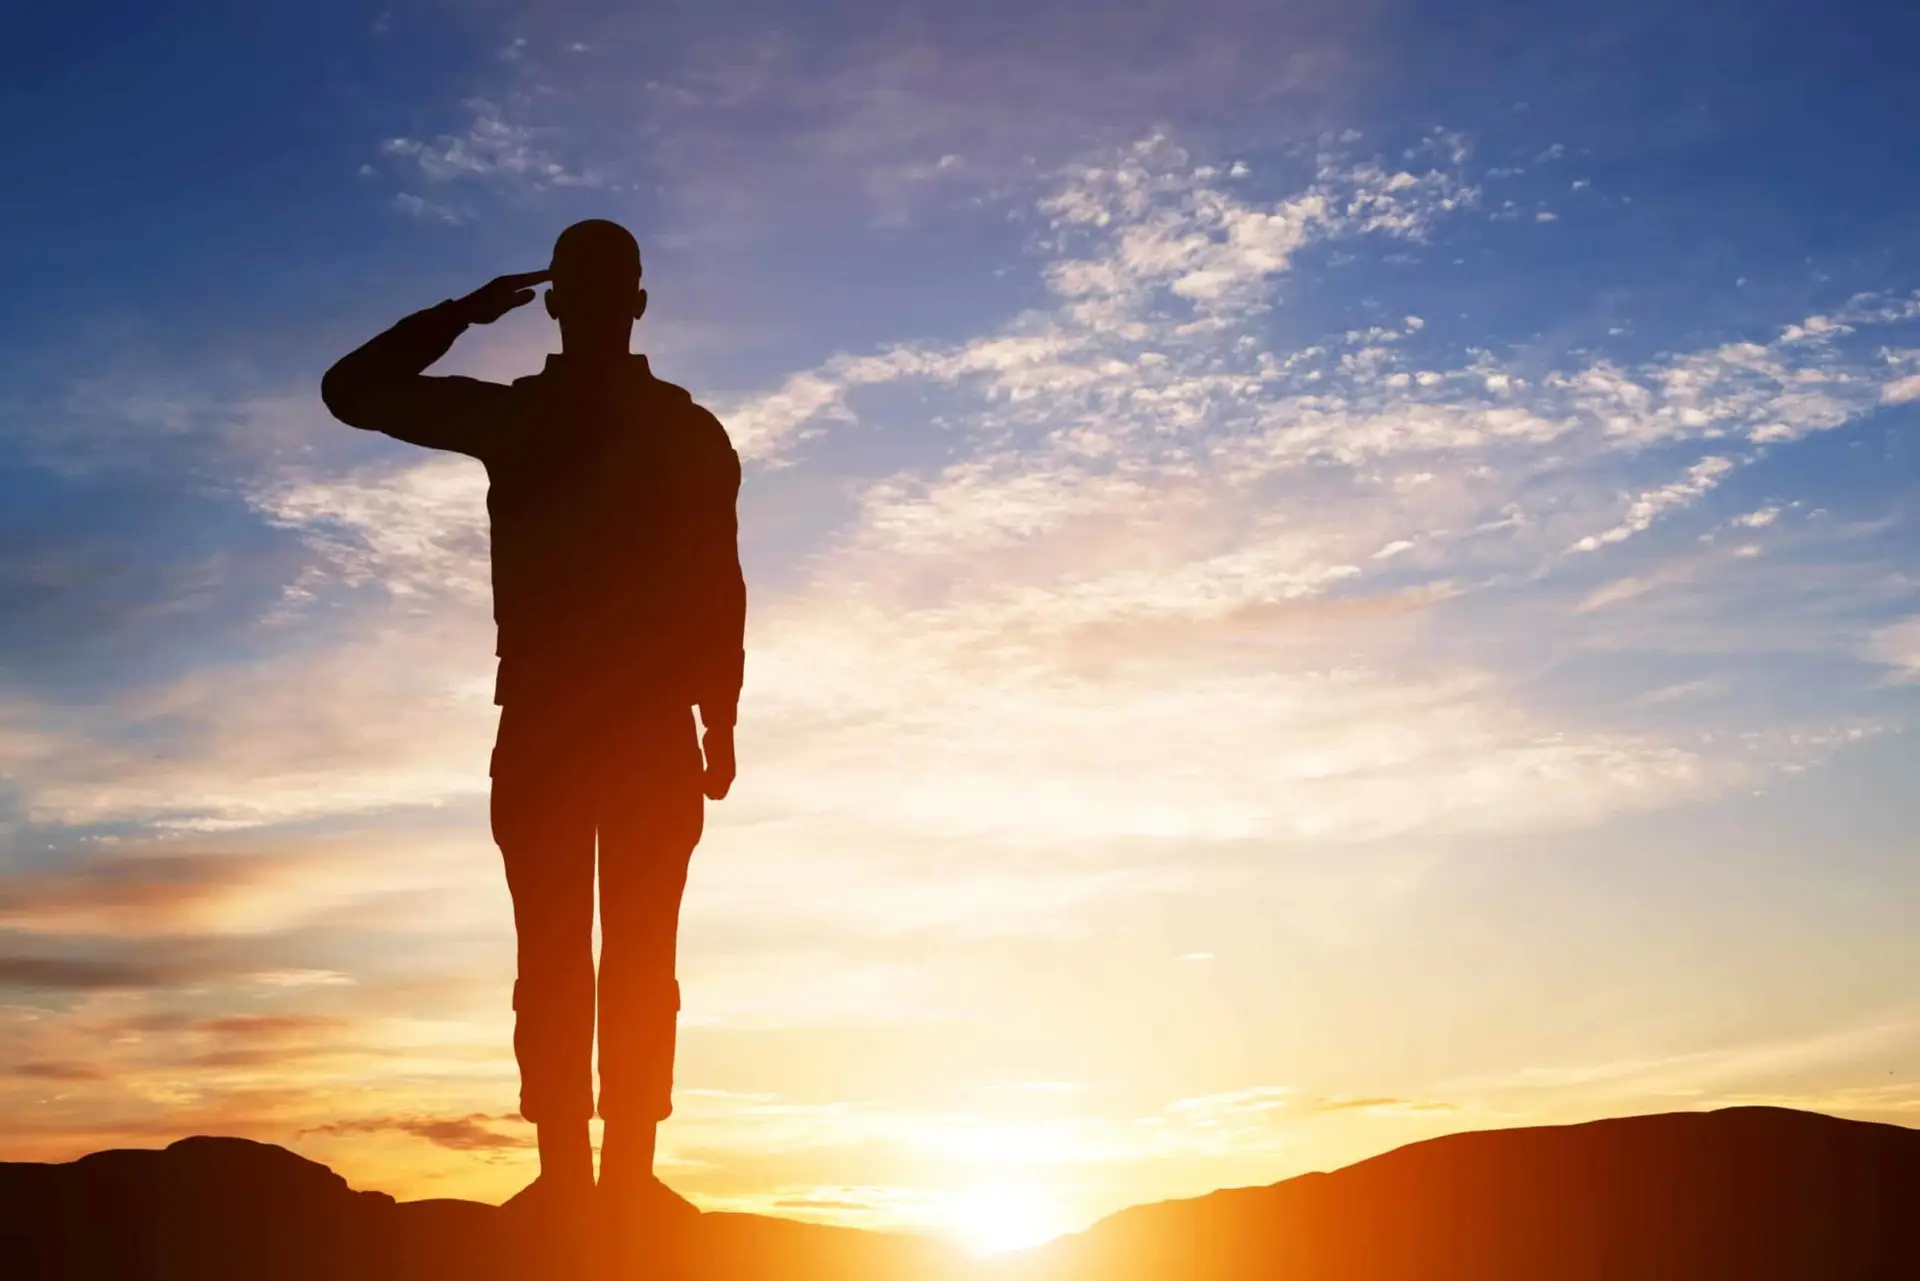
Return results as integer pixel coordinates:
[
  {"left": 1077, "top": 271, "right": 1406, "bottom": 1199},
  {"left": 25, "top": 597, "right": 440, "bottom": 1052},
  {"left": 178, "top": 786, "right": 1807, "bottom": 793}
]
[{"left": 455, "top": 270, "right": 552, "bottom": 325}]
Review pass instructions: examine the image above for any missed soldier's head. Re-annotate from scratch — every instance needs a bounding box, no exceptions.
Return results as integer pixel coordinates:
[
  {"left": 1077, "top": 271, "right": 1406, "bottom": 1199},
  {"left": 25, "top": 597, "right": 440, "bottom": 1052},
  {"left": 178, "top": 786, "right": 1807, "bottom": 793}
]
[{"left": 545, "top": 219, "right": 647, "bottom": 352}]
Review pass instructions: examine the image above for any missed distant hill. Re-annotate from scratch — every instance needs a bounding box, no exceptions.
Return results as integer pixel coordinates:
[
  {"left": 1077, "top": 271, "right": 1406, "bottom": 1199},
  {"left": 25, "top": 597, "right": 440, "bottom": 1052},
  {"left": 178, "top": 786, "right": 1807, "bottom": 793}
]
[
  {"left": 1005, "top": 1106, "right": 1919, "bottom": 1280},
  {"left": 0, "top": 1106, "right": 1912, "bottom": 1278},
  {"left": 0, "top": 1135, "right": 954, "bottom": 1280}
]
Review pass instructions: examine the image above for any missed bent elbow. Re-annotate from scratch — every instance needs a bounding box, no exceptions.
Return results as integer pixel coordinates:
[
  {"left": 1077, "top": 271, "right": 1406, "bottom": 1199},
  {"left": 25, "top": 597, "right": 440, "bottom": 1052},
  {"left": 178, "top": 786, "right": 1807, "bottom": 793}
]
[{"left": 320, "top": 364, "right": 370, "bottom": 428}]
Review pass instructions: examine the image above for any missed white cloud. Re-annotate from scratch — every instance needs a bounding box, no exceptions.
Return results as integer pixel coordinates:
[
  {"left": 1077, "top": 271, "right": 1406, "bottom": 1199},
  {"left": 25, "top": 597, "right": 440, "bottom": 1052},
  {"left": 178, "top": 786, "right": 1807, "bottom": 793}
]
[
  {"left": 689, "top": 137, "right": 1920, "bottom": 857},
  {"left": 0, "top": 632, "right": 495, "bottom": 830},
  {"left": 1867, "top": 617, "right": 1920, "bottom": 680},
  {"left": 391, "top": 192, "right": 464, "bottom": 224},
  {"left": 1881, "top": 372, "right": 1920, "bottom": 404},
  {"left": 10, "top": 132, "right": 1916, "bottom": 871},
  {"left": 252, "top": 456, "right": 493, "bottom": 604},
  {"left": 1567, "top": 455, "right": 1738, "bottom": 553},
  {"left": 379, "top": 97, "right": 601, "bottom": 191}
]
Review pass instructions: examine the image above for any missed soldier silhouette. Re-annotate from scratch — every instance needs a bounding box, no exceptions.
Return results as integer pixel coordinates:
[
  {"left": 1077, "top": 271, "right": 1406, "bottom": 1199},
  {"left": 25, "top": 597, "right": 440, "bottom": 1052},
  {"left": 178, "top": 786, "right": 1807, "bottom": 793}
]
[{"left": 321, "top": 220, "right": 745, "bottom": 1224}]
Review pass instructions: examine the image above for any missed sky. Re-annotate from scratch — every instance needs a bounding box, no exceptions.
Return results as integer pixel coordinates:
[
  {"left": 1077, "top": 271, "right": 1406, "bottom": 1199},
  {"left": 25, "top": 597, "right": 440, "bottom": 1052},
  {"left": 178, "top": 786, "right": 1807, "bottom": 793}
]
[{"left": 2, "top": 0, "right": 1919, "bottom": 1255}]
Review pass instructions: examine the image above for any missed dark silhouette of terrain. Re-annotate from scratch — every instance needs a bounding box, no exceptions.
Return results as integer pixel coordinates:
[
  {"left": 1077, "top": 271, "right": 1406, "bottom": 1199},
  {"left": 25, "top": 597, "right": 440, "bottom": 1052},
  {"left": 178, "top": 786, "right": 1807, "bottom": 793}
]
[
  {"left": 0, "top": 1134, "right": 953, "bottom": 1281},
  {"left": 1, "top": 1107, "right": 1913, "bottom": 1279},
  {"left": 1006, "top": 1106, "right": 1919, "bottom": 1281}
]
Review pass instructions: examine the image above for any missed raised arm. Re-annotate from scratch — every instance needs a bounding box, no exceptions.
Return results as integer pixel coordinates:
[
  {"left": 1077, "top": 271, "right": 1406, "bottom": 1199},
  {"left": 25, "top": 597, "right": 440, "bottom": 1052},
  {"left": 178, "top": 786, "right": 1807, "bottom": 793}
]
[{"left": 321, "top": 271, "right": 550, "bottom": 455}]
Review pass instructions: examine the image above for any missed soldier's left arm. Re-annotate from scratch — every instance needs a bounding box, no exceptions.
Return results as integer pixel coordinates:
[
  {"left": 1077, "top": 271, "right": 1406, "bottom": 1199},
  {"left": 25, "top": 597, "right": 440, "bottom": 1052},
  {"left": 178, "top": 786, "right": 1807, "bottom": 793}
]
[{"left": 692, "top": 407, "right": 747, "bottom": 735}]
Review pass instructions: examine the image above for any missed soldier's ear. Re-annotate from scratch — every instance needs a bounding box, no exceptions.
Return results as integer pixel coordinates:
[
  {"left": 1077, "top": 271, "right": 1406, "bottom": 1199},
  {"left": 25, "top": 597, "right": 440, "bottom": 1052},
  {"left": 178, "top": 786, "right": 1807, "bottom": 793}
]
[{"left": 634, "top": 288, "right": 649, "bottom": 322}]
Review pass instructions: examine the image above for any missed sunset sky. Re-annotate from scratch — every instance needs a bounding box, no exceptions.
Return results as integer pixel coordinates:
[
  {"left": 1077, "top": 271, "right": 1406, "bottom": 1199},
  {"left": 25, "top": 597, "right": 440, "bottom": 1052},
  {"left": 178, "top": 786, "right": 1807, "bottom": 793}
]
[{"left": 3, "top": 0, "right": 1918, "bottom": 1255}]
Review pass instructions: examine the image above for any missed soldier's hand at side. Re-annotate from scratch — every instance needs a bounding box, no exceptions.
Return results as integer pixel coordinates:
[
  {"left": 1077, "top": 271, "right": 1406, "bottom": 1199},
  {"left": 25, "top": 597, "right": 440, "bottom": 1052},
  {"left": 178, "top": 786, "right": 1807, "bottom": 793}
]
[
  {"left": 701, "top": 724, "right": 736, "bottom": 801},
  {"left": 454, "top": 270, "right": 552, "bottom": 325}
]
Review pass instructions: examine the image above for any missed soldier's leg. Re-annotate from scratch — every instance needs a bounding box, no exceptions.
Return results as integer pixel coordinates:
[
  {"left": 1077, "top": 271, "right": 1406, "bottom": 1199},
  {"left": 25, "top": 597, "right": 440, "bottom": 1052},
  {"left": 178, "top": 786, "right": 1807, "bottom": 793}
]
[
  {"left": 595, "top": 710, "right": 703, "bottom": 1183},
  {"left": 491, "top": 701, "right": 598, "bottom": 1183}
]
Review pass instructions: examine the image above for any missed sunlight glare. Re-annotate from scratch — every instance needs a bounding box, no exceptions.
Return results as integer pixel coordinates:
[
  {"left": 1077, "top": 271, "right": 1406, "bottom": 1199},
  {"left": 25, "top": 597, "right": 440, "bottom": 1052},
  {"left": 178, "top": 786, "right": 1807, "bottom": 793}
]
[{"left": 943, "top": 1176, "right": 1069, "bottom": 1256}]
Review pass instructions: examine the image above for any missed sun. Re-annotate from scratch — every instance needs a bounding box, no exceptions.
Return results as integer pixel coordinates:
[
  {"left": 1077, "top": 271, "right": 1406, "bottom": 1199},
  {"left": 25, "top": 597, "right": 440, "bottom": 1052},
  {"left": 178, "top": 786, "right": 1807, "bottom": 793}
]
[{"left": 943, "top": 1177, "right": 1070, "bottom": 1256}]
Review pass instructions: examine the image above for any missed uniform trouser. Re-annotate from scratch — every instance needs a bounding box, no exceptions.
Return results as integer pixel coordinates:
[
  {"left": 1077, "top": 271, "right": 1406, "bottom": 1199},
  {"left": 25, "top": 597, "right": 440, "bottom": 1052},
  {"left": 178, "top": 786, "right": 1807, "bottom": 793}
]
[{"left": 489, "top": 698, "right": 704, "bottom": 1125}]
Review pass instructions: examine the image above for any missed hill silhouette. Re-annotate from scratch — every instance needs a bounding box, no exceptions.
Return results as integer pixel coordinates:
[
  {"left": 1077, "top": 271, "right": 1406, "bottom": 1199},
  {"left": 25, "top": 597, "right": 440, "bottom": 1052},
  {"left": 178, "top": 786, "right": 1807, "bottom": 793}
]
[
  {"left": 0, "top": 1135, "right": 954, "bottom": 1281},
  {"left": 0, "top": 1107, "right": 1912, "bottom": 1279},
  {"left": 1006, "top": 1106, "right": 1919, "bottom": 1281}
]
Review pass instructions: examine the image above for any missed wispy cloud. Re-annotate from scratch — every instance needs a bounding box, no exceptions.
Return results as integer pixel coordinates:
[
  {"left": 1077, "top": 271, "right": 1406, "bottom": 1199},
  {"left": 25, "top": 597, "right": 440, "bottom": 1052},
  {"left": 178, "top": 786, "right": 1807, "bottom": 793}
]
[
  {"left": 1567, "top": 456, "right": 1738, "bottom": 552},
  {"left": 0, "top": 852, "right": 296, "bottom": 936},
  {"left": 685, "top": 134, "right": 1915, "bottom": 860},
  {"left": 378, "top": 96, "right": 603, "bottom": 192},
  {"left": 391, "top": 192, "right": 465, "bottom": 224},
  {"left": 5, "top": 106, "right": 1917, "bottom": 1231},
  {"left": 303, "top": 1112, "right": 532, "bottom": 1152},
  {"left": 12, "top": 130, "right": 1913, "bottom": 858},
  {"left": 0, "top": 955, "right": 176, "bottom": 990},
  {"left": 577, "top": 3, "right": 1371, "bottom": 237}
]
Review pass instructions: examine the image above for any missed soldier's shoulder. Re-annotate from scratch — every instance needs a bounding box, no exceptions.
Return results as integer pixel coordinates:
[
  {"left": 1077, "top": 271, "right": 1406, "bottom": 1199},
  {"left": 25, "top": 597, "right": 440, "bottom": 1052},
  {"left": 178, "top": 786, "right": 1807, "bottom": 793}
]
[{"left": 651, "top": 378, "right": 737, "bottom": 454}]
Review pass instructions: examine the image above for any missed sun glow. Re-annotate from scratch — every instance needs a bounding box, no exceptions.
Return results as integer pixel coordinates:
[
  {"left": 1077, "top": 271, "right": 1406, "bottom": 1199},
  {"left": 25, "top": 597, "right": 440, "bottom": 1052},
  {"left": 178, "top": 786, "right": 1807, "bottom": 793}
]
[{"left": 942, "top": 1175, "right": 1070, "bottom": 1256}]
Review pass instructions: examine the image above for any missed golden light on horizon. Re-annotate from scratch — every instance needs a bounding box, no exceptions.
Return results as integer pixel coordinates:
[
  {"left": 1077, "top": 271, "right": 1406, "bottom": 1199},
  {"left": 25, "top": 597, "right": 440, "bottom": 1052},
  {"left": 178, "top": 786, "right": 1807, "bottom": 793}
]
[
  {"left": 942, "top": 1172, "right": 1070, "bottom": 1256},
  {"left": 7, "top": 5, "right": 1920, "bottom": 1257}
]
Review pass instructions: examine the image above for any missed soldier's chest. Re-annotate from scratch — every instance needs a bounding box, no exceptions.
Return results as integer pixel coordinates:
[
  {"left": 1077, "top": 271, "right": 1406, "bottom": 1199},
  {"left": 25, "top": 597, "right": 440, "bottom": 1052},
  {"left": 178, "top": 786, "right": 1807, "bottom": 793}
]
[{"left": 488, "top": 405, "right": 686, "bottom": 526}]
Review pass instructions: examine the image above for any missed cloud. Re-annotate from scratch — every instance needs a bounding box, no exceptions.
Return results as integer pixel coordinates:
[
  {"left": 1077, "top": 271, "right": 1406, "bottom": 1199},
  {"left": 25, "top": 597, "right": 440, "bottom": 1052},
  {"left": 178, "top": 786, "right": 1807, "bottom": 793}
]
[
  {"left": 773, "top": 1194, "right": 883, "bottom": 1211},
  {"left": 1567, "top": 455, "right": 1738, "bottom": 552},
  {"left": 8, "top": 0, "right": 1917, "bottom": 1223},
  {"left": 0, "top": 624, "right": 496, "bottom": 830},
  {"left": 1867, "top": 616, "right": 1920, "bottom": 680},
  {"left": 1879, "top": 366, "right": 1920, "bottom": 405},
  {"left": 721, "top": 132, "right": 1477, "bottom": 462},
  {"left": 0, "top": 136, "right": 1907, "bottom": 1231},
  {"left": 1731, "top": 505, "right": 1782, "bottom": 529},
  {"left": 251, "top": 969, "right": 357, "bottom": 988},
  {"left": 660, "top": 1075, "right": 1473, "bottom": 1231},
  {"left": 378, "top": 97, "right": 601, "bottom": 191},
  {"left": 1309, "top": 1095, "right": 1458, "bottom": 1114},
  {"left": 559, "top": 3, "right": 1372, "bottom": 238},
  {"left": 1441, "top": 1016, "right": 1920, "bottom": 1101},
  {"left": 7, "top": 376, "right": 337, "bottom": 482},
  {"left": 0, "top": 853, "right": 284, "bottom": 935},
  {"left": 0, "top": 954, "right": 175, "bottom": 990},
  {"left": 681, "top": 135, "right": 1916, "bottom": 857},
  {"left": 391, "top": 192, "right": 464, "bottom": 224},
  {"left": 0, "top": 934, "right": 367, "bottom": 994},
  {"left": 7, "top": 1060, "right": 107, "bottom": 1081},
  {"left": 10, "top": 131, "right": 1913, "bottom": 864},
  {"left": 252, "top": 455, "right": 493, "bottom": 605},
  {"left": 302, "top": 1112, "right": 532, "bottom": 1152},
  {"left": 1166, "top": 1085, "right": 1295, "bottom": 1120},
  {"left": 1576, "top": 574, "right": 1660, "bottom": 613},
  {"left": 193, "top": 1014, "right": 346, "bottom": 1037}
]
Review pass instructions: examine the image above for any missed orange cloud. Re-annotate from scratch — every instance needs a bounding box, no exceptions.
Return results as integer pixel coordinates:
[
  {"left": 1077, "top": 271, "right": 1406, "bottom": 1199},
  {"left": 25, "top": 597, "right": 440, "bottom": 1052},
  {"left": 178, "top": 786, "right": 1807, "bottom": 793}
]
[{"left": 302, "top": 1113, "right": 531, "bottom": 1152}]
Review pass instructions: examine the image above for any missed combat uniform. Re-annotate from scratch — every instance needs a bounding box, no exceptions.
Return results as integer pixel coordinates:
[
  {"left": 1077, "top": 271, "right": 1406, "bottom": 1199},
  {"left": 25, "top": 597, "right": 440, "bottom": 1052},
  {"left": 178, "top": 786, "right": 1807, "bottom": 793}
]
[{"left": 323, "top": 301, "right": 745, "bottom": 1126}]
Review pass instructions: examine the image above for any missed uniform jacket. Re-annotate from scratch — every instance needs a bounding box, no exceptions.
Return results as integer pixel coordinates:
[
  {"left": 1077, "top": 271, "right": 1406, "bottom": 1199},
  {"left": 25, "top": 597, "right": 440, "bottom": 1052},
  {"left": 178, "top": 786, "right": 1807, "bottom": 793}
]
[{"left": 321, "top": 301, "right": 745, "bottom": 728}]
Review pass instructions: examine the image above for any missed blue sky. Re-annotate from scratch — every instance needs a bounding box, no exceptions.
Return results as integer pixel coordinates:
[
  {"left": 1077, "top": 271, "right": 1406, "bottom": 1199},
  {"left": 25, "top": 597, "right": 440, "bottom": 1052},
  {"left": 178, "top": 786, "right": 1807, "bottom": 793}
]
[{"left": 2, "top": 0, "right": 1918, "bottom": 1247}]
